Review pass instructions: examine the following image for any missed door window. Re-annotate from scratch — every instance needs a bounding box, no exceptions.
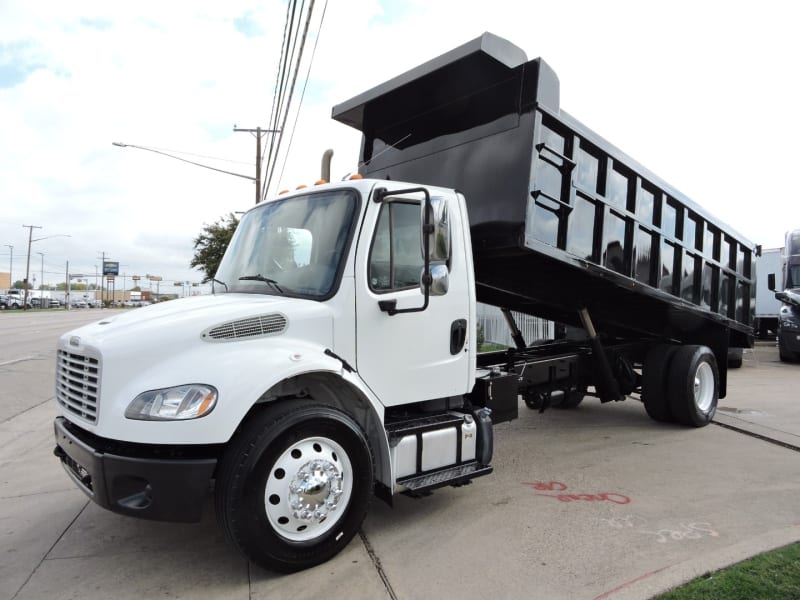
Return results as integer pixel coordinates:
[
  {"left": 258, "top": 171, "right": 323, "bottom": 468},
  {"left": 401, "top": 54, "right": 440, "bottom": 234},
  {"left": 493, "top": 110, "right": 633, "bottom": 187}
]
[{"left": 369, "top": 202, "right": 423, "bottom": 292}]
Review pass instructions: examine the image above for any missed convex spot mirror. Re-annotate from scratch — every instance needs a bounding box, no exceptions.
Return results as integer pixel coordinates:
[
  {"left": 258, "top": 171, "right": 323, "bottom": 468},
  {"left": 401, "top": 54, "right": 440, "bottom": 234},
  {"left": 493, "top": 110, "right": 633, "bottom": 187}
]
[
  {"left": 421, "top": 196, "right": 451, "bottom": 263},
  {"left": 421, "top": 264, "right": 450, "bottom": 297}
]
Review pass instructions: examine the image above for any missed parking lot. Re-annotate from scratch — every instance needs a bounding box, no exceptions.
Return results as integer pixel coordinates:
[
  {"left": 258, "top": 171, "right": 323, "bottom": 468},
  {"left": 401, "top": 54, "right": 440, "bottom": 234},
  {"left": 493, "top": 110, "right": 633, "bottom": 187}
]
[{"left": 1, "top": 310, "right": 798, "bottom": 600}]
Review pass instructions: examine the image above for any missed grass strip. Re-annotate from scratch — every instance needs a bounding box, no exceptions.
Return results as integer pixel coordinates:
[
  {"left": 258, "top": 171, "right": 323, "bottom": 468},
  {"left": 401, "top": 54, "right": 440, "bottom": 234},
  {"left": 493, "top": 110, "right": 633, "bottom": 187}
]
[{"left": 656, "top": 542, "right": 800, "bottom": 599}]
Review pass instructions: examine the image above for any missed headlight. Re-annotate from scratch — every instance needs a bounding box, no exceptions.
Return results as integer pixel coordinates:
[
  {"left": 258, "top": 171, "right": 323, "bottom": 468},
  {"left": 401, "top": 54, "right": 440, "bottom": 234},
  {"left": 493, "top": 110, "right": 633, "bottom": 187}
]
[{"left": 125, "top": 384, "right": 218, "bottom": 421}]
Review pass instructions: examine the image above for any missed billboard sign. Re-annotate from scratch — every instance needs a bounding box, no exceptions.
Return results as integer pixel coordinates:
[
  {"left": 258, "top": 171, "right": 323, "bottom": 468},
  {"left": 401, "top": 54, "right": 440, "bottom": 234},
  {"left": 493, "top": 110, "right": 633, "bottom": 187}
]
[{"left": 103, "top": 261, "right": 120, "bottom": 276}]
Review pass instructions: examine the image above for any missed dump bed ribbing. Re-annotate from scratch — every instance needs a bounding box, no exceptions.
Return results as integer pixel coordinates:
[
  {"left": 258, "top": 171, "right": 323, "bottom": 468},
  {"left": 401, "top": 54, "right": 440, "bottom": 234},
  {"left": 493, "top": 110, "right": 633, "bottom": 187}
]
[{"left": 333, "top": 33, "right": 755, "bottom": 348}]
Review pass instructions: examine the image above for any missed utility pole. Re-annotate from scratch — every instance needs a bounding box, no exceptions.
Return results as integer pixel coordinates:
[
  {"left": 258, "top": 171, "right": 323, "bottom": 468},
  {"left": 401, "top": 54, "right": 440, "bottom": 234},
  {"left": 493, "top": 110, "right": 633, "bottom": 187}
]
[
  {"left": 22, "top": 225, "right": 42, "bottom": 310},
  {"left": 233, "top": 126, "right": 279, "bottom": 204},
  {"left": 98, "top": 251, "right": 107, "bottom": 306},
  {"left": 37, "top": 251, "right": 44, "bottom": 302},
  {"left": 4, "top": 244, "right": 11, "bottom": 288}
]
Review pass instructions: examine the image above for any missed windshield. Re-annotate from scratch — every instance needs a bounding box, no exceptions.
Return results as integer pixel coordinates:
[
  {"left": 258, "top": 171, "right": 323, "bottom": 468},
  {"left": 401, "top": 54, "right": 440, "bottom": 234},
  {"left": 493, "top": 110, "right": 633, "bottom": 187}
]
[
  {"left": 215, "top": 189, "right": 360, "bottom": 299},
  {"left": 787, "top": 264, "right": 800, "bottom": 290}
]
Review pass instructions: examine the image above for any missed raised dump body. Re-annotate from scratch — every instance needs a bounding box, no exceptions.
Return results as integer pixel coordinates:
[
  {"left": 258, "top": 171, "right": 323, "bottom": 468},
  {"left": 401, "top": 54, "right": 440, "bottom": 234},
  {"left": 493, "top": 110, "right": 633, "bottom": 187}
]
[{"left": 333, "top": 33, "right": 755, "bottom": 349}]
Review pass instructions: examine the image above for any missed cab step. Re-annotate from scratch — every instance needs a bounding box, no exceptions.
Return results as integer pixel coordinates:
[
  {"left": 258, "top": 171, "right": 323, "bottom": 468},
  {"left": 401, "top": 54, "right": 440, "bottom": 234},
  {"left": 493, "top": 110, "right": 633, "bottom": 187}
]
[
  {"left": 385, "top": 413, "right": 465, "bottom": 442},
  {"left": 398, "top": 461, "right": 493, "bottom": 494}
]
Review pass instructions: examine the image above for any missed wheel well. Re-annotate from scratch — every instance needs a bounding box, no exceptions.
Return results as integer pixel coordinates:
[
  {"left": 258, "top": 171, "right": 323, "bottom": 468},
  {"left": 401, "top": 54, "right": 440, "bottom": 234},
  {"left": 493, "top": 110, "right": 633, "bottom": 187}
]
[{"left": 232, "top": 372, "right": 390, "bottom": 489}]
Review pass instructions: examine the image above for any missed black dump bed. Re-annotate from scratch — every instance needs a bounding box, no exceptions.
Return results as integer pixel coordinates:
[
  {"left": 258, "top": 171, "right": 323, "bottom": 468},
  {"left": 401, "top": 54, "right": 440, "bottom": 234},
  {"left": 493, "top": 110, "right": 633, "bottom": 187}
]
[{"left": 333, "top": 33, "right": 754, "bottom": 347}]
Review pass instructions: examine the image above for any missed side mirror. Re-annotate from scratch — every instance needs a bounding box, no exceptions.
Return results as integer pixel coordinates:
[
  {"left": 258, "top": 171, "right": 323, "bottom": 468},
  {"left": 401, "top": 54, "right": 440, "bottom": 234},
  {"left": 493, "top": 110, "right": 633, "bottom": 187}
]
[
  {"left": 767, "top": 273, "right": 776, "bottom": 292},
  {"left": 422, "top": 264, "right": 449, "bottom": 296},
  {"left": 421, "top": 196, "right": 451, "bottom": 263}
]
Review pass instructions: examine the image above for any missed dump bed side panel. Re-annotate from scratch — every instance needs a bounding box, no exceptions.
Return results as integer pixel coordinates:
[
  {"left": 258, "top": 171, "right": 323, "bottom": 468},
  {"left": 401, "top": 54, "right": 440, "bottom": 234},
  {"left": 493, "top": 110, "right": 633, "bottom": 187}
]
[
  {"left": 521, "top": 105, "right": 755, "bottom": 343},
  {"left": 333, "top": 33, "right": 755, "bottom": 345}
]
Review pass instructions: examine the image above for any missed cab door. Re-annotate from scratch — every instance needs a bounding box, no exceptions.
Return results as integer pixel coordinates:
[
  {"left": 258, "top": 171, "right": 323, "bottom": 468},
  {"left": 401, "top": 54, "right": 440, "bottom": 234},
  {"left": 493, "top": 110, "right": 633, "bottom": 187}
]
[{"left": 354, "top": 187, "right": 474, "bottom": 407}]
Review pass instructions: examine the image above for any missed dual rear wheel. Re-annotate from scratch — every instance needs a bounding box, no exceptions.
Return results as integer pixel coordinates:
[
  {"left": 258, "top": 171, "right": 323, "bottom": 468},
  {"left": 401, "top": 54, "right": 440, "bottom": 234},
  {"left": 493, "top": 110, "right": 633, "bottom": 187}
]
[{"left": 642, "top": 344, "right": 719, "bottom": 427}]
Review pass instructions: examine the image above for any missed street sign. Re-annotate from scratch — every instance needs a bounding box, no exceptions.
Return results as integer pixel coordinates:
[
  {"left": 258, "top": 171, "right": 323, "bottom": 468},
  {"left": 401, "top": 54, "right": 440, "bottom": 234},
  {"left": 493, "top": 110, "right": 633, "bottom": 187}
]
[
  {"left": 149, "top": 275, "right": 162, "bottom": 281},
  {"left": 103, "top": 261, "right": 119, "bottom": 276}
]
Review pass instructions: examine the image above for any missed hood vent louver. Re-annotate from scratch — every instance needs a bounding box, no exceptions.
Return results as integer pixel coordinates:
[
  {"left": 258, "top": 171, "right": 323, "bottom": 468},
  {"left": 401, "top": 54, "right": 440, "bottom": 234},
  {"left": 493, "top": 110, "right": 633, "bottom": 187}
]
[{"left": 203, "top": 313, "right": 288, "bottom": 342}]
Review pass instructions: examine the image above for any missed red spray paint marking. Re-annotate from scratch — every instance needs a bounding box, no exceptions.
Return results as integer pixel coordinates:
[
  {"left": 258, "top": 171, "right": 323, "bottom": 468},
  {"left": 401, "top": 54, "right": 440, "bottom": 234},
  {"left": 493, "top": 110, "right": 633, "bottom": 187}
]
[
  {"left": 521, "top": 481, "right": 568, "bottom": 491},
  {"left": 523, "top": 482, "right": 631, "bottom": 505}
]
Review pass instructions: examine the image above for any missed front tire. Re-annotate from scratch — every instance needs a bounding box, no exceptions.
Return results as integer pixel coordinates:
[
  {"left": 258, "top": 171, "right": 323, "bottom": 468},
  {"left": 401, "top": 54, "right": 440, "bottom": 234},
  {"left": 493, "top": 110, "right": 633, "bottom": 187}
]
[
  {"left": 667, "top": 345, "right": 718, "bottom": 427},
  {"left": 779, "top": 337, "right": 799, "bottom": 362},
  {"left": 215, "top": 401, "right": 374, "bottom": 572}
]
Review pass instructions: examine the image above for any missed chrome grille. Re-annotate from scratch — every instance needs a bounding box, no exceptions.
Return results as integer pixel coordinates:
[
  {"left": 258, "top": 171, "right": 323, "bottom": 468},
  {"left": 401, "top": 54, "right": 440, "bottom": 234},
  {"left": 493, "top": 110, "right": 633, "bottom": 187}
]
[
  {"left": 204, "top": 314, "right": 287, "bottom": 341},
  {"left": 56, "top": 350, "right": 100, "bottom": 424}
]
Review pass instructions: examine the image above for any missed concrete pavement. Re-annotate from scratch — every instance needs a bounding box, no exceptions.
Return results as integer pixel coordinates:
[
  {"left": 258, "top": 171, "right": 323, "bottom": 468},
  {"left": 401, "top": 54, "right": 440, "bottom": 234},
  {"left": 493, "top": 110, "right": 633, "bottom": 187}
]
[{"left": 1, "top": 313, "right": 798, "bottom": 600}]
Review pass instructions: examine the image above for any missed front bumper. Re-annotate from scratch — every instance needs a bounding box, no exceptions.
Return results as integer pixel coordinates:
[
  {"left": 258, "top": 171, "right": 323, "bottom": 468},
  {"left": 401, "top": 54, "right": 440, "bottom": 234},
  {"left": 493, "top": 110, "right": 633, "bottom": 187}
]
[
  {"left": 53, "top": 417, "right": 218, "bottom": 522},
  {"left": 779, "top": 328, "right": 800, "bottom": 353}
]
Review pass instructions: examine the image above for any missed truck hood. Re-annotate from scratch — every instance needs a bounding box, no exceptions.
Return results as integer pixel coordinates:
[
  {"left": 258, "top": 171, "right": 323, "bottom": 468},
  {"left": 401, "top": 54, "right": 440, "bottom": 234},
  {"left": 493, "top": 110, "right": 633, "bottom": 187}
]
[
  {"left": 62, "top": 293, "right": 334, "bottom": 350},
  {"left": 776, "top": 289, "right": 800, "bottom": 309}
]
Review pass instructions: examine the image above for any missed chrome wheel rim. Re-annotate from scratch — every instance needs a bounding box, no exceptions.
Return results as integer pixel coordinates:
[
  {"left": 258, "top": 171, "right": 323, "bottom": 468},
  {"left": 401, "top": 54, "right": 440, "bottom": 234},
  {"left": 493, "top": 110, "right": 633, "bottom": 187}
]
[
  {"left": 693, "top": 362, "right": 715, "bottom": 413},
  {"left": 264, "top": 436, "right": 352, "bottom": 542}
]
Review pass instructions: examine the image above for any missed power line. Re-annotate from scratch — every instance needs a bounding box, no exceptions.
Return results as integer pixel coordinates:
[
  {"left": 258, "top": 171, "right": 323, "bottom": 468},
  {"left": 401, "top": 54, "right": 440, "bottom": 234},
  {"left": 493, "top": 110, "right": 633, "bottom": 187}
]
[
  {"left": 264, "top": 0, "right": 298, "bottom": 190},
  {"left": 112, "top": 143, "right": 255, "bottom": 181},
  {"left": 129, "top": 145, "right": 254, "bottom": 166},
  {"left": 263, "top": 0, "right": 317, "bottom": 199},
  {"left": 277, "top": 0, "right": 329, "bottom": 189}
]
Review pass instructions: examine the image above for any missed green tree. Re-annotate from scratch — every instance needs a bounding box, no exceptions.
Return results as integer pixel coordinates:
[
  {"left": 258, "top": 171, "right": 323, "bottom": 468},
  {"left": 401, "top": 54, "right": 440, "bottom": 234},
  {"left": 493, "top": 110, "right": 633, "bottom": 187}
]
[{"left": 190, "top": 213, "right": 239, "bottom": 283}]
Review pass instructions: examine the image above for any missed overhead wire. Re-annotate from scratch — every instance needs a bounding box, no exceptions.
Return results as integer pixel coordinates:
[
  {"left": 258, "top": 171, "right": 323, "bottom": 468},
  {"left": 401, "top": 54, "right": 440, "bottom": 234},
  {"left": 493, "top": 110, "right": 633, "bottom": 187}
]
[
  {"left": 263, "top": 0, "right": 315, "bottom": 198},
  {"left": 126, "top": 145, "right": 253, "bottom": 166},
  {"left": 276, "top": 0, "right": 328, "bottom": 188},
  {"left": 262, "top": 0, "right": 299, "bottom": 199}
]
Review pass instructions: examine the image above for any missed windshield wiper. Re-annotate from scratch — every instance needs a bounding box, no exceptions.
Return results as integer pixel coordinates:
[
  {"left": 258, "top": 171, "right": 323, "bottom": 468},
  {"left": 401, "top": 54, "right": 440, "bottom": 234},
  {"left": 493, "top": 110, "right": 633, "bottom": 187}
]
[
  {"left": 212, "top": 278, "right": 228, "bottom": 293},
  {"left": 239, "top": 274, "right": 284, "bottom": 294}
]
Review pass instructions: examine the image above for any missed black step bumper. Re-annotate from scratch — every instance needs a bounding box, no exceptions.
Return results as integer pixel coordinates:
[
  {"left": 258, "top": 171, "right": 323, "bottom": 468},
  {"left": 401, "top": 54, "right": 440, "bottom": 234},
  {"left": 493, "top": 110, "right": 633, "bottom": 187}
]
[{"left": 53, "top": 417, "right": 217, "bottom": 523}]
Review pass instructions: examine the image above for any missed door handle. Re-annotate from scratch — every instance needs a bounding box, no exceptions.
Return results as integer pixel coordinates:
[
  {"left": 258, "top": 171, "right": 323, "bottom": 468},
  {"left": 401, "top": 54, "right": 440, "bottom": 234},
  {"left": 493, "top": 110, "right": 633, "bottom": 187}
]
[{"left": 450, "top": 319, "right": 467, "bottom": 355}]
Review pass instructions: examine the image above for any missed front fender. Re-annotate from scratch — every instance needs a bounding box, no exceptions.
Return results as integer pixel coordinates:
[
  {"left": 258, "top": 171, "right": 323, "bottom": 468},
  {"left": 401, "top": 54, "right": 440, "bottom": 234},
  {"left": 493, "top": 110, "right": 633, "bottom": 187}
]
[{"left": 86, "top": 338, "right": 347, "bottom": 445}]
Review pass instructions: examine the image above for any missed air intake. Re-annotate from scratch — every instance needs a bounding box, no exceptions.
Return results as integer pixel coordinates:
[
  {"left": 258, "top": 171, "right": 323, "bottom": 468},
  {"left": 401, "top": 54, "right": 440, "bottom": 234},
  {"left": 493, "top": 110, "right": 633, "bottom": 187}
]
[{"left": 202, "top": 314, "right": 288, "bottom": 342}]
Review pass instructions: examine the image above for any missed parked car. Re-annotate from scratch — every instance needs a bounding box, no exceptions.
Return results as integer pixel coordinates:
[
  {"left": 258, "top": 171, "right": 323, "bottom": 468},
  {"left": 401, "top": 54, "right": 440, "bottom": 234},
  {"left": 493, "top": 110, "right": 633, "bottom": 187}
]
[
  {"left": 0, "top": 294, "right": 32, "bottom": 309},
  {"left": 31, "top": 297, "right": 59, "bottom": 308}
]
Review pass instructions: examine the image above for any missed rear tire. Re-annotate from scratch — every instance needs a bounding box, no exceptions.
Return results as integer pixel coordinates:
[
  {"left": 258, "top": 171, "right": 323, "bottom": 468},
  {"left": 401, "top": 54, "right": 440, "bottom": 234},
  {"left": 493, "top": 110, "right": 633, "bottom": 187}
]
[
  {"left": 667, "top": 345, "right": 718, "bottom": 427},
  {"left": 523, "top": 392, "right": 545, "bottom": 410},
  {"left": 215, "top": 401, "right": 373, "bottom": 573},
  {"left": 554, "top": 384, "right": 586, "bottom": 409},
  {"left": 727, "top": 348, "right": 743, "bottom": 369},
  {"left": 642, "top": 345, "right": 677, "bottom": 423}
]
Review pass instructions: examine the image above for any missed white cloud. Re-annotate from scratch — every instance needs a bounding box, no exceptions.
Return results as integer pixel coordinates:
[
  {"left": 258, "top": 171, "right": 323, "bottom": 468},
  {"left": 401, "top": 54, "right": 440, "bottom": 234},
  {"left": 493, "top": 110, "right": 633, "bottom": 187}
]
[{"left": 0, "top": 0, "right": 798, "bottom": 292}]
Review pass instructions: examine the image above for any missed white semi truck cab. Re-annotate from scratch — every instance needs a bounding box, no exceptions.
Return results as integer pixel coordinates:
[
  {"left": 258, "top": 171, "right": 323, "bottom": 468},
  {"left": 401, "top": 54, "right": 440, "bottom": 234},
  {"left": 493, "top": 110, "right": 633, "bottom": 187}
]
[
  {"left": 54, "top": 33, "right": 756, "bottom": 572},
  {"left": 55, "top": 179, "right": 494, "bottom": 571}
]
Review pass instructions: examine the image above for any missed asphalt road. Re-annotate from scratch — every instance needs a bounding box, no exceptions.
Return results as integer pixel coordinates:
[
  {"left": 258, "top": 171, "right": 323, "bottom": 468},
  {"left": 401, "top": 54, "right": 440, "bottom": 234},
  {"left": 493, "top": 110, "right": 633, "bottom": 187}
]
[{"left": 1, "top": 311, "right": 798, "bottom": 600}]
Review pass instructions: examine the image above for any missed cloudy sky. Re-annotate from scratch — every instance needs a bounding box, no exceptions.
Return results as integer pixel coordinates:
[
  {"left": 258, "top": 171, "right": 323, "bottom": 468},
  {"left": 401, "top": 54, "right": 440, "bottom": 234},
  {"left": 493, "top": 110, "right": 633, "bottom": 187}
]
[{"left": 1, "top": 0, "right": 798, "bottom": 291}]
